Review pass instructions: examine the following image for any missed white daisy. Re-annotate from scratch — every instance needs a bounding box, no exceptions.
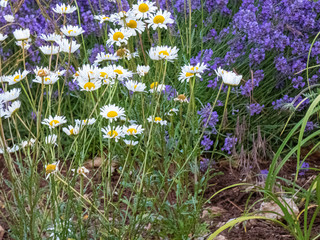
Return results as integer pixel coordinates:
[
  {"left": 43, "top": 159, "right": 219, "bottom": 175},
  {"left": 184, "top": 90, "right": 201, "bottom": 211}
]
[
  {"left": 45, "top": 134, "right": 58, "bottom": 145},
  {"left": 71, "top": 166, "right": 89, "bottom": 176},
  {"left": 0, "top": 88, "right": 21, "bottom": 102},
  {"left": 52, "top": 4, "right": 77, "bottom": 14},
  {"left": 45, "top": 161, "right": 59, "bottom": 179},
  {"left": 147, "top": 116, "right": 167, "bottom": 125},
  {"left": 123, "top": 139, "right": 139, "bottom": 146},
  {"left": 78, "top": 79, "right": 102, "bottom": 91},
  {"left": 120, "top": 17, "right": 145, "bottom": 36},
  {"left": 149, "top": 82, "right": 166, "bottom": 93},
  {"left": 39, "top": 45, "right": 60, "bottom": 55},
  {"left": 0, "top": 33, "right": 8, "bottom": 41},
  {"left": 40, "top": 33, "right": 62, "bottom": 42},
  {"left": 123, "top": 124, "right": 144, "bottom": 137},
  {"left": 221, "top": 71, "right": 242, "bottom": 86},
  {"left": 4, "top": 101, "right": 21, "bottom": 118},
  {"left": 174, "top": 93, "right": 189, "bottom": 103},
  {"left": 100, "top": 104, "right": 125, "bottom": 122},
  {"left": 62, "top": 125, "right": 80, "bottom": 136},
  {"left": 54, "top": 70, "right": 66, "bottom": 76},
  {"left": 42, "top": 115, "right": 67, "bottom": 129},
  {"left": 8, "top": 144, "right": 20, "bottom": 153},
  {"left": 132, "top": 0, "right": 157, "bottom": 19},
  {"left": 94, "top": 15, "right": 113, "bottom": 24},
  {"left": 125, "top": 80, "right": 146, "bottom": 93},
  {"left": 101, "top": 125, "right": 124, "bottom": 142},
  {"left": 61, "top": 25, "right": 85, "bottom": 37},
  {"left": 106, "top": 28, "right": 131, "bottom": 47},
  {"left": 178, "top": 69, "right": 198, "bottom": 83},
  {"left": 166, "top": 108, "right": 178, "bottom": 116},
  {"left": 94, "top": 52, "right": 119, "bottom": 65},
  {"left": 115, "top": 48, "right": 139, "bottom": 60},
  {"left": 136, "top": 65, "right": 150, "bottom": 77},
  {"left": 214, "top": 67, "right": 226, "bottom": 77},
  {"left": 21, "top": 138, "right": 36, "bottom": 148},
  {"left": 148, "top": 46, "right": 179, "bottom": 62},
  {"left": 185, "top": 63, "right": 208, "bottom": 74},
  {"left": 110, "top": 65, "right": 133, "bottom": 81},
  {"left": 0, "top": 0, "right": 8, "bottom": 7},
  {"left": 13, "top": 28, "right": 30, "bottom": 41},
  {"left": 16, "top": 40, "right": 31, "bottom": 50},
  {"left": 76, "top": 64, "right": 100, "bottom": 82},
  {"left": 75, "top": 118, "right": 96, "bottom": 127},
  {"left": 4, "top": 70, "right": 29, "bottom": 85},
  {"left": 4, "top": 15, "right": 14, "bottom": 23},
  {"left": 33, "top": 74, "right": 59, "bottom": 85},
  {"left": 145, "top": 9, "right": 174, "bottom": 30},
  {"left": 56, "top": 38, "right": 80, "bottom": 53}
]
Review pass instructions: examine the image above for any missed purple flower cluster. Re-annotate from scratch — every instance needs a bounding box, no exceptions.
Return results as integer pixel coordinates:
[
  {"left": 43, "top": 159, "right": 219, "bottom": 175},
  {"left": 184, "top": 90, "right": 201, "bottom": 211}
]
[
  {"left": 298, "top": 162, "right": 309, "bottom": 176},
  {"left": 221, "top": 134, "right": 237, "bottom": 154},
  {"left": 272, "top": 95, "right": 310, "bottom": 111},
  {"left": 197, "top": 103, "right": 219, "bottom": 129},
  {"left": 248, "top": 103, "right": 264, "bottom": 116}
]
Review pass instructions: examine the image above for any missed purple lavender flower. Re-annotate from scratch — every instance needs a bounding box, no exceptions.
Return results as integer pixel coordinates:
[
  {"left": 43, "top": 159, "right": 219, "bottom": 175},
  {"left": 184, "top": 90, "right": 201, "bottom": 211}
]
[
  {"left": 199, "top": 158, "right": 215, "bottom": 173},
  {"left": 201, "top": 135, "right": 214, "bottom": 151},
  {"left": 305, "top": 121, "right": 316, "bottom": 132},
  {"left": 67, "top": 80, "right": 80, "bottom": 92},
  {"left": 249, "top": 103, "right": 264, "bottom": 116},
  {"left": 298, "top": 162, "right": 309, "bottom": 176},
  {"left": 221, "top": 134, "right": 237, "bottom": 154},
  {"left": 162, "top": 85, "right": 177, "bottom": 101},
  {"left": 198, "top": 103, "right": 219, "bottom": 129}
]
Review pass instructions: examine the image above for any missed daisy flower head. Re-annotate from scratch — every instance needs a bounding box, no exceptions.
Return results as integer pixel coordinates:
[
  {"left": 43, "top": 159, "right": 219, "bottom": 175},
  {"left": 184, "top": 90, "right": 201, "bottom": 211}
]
[
  {"left": 149, "top": 82, "right": 166, "bottom": 93},
  {"left": 100, "top": 104, "right": 125, "bottom": 122},
  {"left": 136, "top": 65, "right": 150, "bottom": 77},
  {"left": 221, "top": 71, "right": 242, "bottom": 86},
  {"left": 42, "top": 115, "right": 67, "bottom": 129},
  {"left": 148, "top": 46, "right": 179, "bottom": 62},
  {"left": 75, "top": 118, "right": 96, "bottom": 127},
  {"left": 146, "top": 9, "right": 174, "bottom": 30},
  {"left": 123, "top": 124, "right": 144, "bottom": 137},
  {"left": 115, "top": 48, "right": 139, "bottom": 60},
  {"left": 111, "top": 65, "right": 133, "bottom": 81},
  {"left": 123, "top": 139, "right": 139, "bottom": 146},
  {"left": 4, "top": 15, "right": 14, "bottom": 23},
  {"left": 132, "top": 0, "right": 157, "bottom": 19},
  {"left": 62, "top": 125, "right": 80, "bottom": 136},
  {"left": 102, "top": 125, "right": 124, "bottom": 142},
  {"left": 121, "top": 17, "right": 145, "bottom": 36},
  {"left": 34, "top": 66, "right": 50, "bottom": 77},
  {"left": 185, "top": 63, "right": 208, "bottom": 74},
  {"left": 45, "top": 134, "right": 58, "bottom": 145},
  {"left": 39, "top": 45, "right": 60, "bottom": 55},
  {"left": 71, "top": 166, "right": 89, "bottom": 176},
  {"left": 8, "top": 144, "right": 20, "bottom": 153},
  {"left": 52, "top": 3, "right": 77, "bottom": 14},
  {"left": 5, "top": 70, "right": 29, "bottom": 85},
  {"left": 61, "top": 25, "right": 85, "bottom": 37},
  {"left": 55, "top": 69, "right": 66, "bottom": 76},
  {"left": 178, "top": 68, "right": 198, "bottom": 83},
  {"left": 166, "top": 108, "right": 178, "bottom": 116},
  {"left": 0, "top": 0, "right": 8, "bottom": 7},
  {"left": 94, "top": 52, "right": 119, "bottom": 65},
  {"left": 21, "top": 138, "right": 36, "bottom": 148},
  {"left": 45, "top": 161, "right": 59, "bottom": 179},
  {"left": 40, "top": 33, "right": 62, "bottom": 42},
  {"left": 57, "top": 38, "right": 80, "bottom": 53},
  {"left": 77, "top": 64, "right": 100, "bottom": 82},
  {"left": 106, "top": 28, "right": 131, "bottom": 47},
  {"left": 0, "top": 88, "right": 21, "bottom": 102},
  {"left": 174, "top": 93, "right": 189, "bottom": 103},
  {"left": 0, "top": 33, "right": 8, "bottom": 41},
  {"left": 147, "top": 116, "right": 167, "bottom": 125},
  {"left": 33, "top": 74, "right": 59, "bottom": 85},
  {"left": 13, "top": 28, "right": 30, "bottom": 41},
  {"left": 215, "top": 67, "right": 226, "bottom": 78},
  {"left": 4, "top": 100, "right": 21, "bottom": 118},
  {"left": 125, "top": 80, "right": 146, "bottom": 93},
  {"left": 16, "top": 39, "right": 31, "bottom": 50},
  {"left": 94, "top": 15, "right": 113, "bottom": 24},
  {"left": 78, "top": 79, "right": 102, "bottom": 91},
  {"left": 110, "top": 10, "right": 131, "bottom": 24}
]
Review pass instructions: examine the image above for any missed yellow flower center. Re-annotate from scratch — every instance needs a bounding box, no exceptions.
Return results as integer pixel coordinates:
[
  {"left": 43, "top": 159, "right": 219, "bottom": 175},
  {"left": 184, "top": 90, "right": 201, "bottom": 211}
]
[
  {"left": 107, "top": 130, "right": 118, "bottom": 137},
  {"left": 177, "top": 94, "right": 186, "bottom": 100},
  {"left": 49, "top": 119, "right": 60, "bottom": 126},
  {"left": 68, "top": 29, "right": 75, "bottom": 34},
  {"left": 70, "top": 129, "right": 74, "bottom": 135},
  {"left": 138, "top": 3, "right": 149, "bottom": 12},
  {"left": 83, "top": 82, "right": 95, "bottom": 90},
  {"left": 78, "top": 168, "right": 85, "bottom": 174},
  {"left": 127, "top": 20, "right": 137, "bottom": 28},
  {"left": 114, "top": 69, "right": 123, "bottom": 75},
  {"left": 185, "top": 72, "right": 194, "bottom": 77},
  {"left": 107, "top": 111, "right": 118, "bottom": 118},
  {"left": 127, "top": 128, "right": 137, "bottom": 134},
  {"left": 191, "top": 66, "right": 199, "bottom": 71},
  {"left": 155, "top": 117, "right": 162, "bottom": 122},
  {"left": 62, "top": 7, "right": 68, "bottom": 11},
  {"left": 150, "top": 82, "right": 158, "bottom": 89},
  {"left": 100, "top": 72, "right": 108, "bottom": 78},
  {"left": 159, "top": 50, "right": 169, "bottom": 56},
  {"left": 113, "top": 32, "right": 125, "bottom": 41},
  {"left": 44, "top": 77, "right": 50, "bottom": 82},
  {"left": 46, "top": 164, "right": 56, "bottom": 174},
  {"left": 134, "top": 85, "right": 137, "bottom": 89},
  {"left": 102, "top": 16, "right": 109, "bottom": 20},
  {"left": 13, "top": 75, "right": 21, "bottom": 82},
  {"left": 153, "top": 15, "right": 165, "bottom": 24}
]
